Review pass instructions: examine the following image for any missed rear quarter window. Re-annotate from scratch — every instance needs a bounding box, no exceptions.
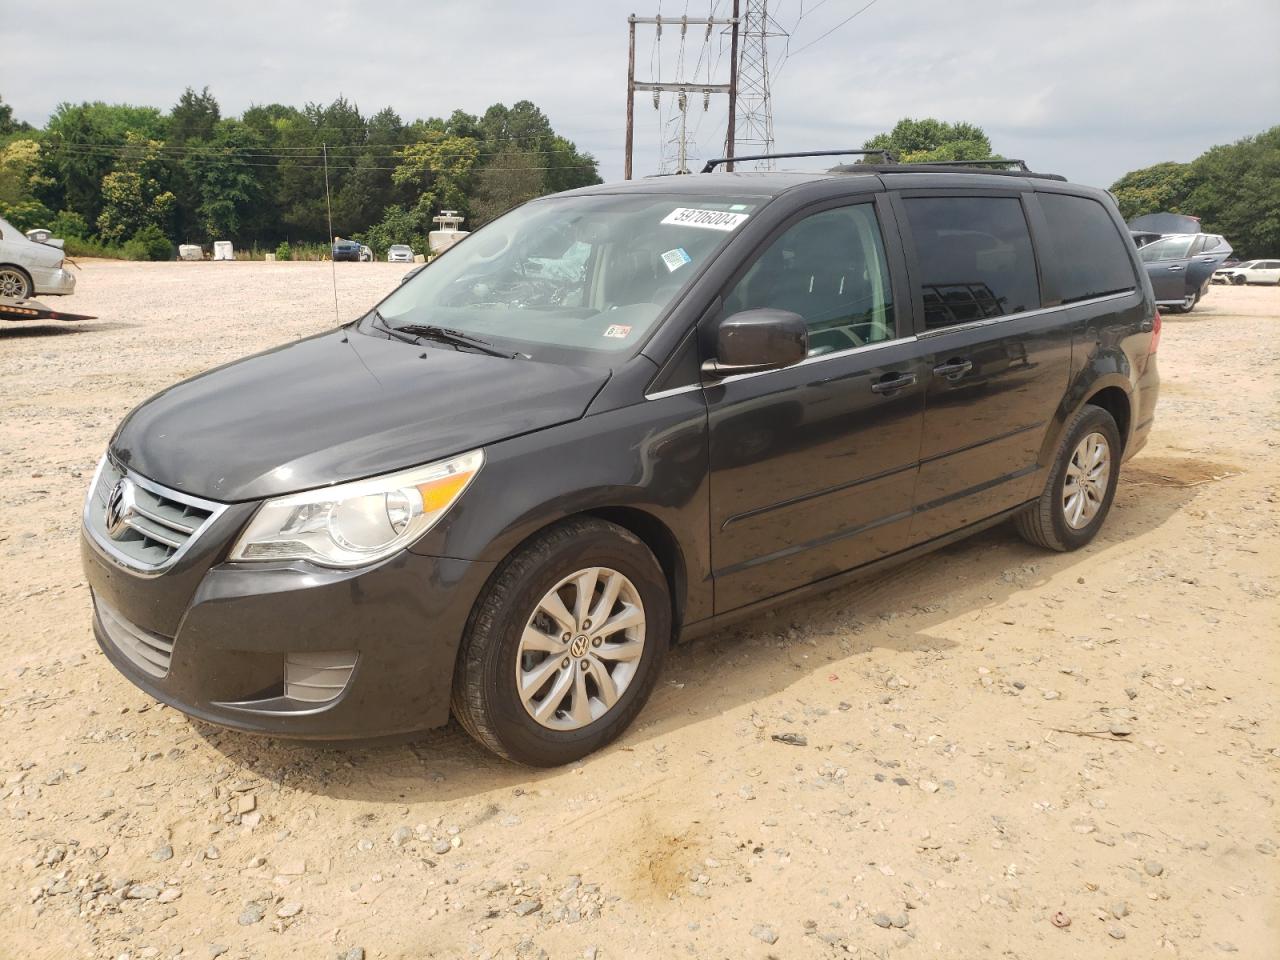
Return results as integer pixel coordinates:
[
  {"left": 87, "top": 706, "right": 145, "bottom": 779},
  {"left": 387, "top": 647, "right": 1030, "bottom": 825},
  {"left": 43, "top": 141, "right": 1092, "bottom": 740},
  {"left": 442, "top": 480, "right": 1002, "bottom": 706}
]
[{"left": 1037, "top": 193, "right": 1137, "bottom": 303}]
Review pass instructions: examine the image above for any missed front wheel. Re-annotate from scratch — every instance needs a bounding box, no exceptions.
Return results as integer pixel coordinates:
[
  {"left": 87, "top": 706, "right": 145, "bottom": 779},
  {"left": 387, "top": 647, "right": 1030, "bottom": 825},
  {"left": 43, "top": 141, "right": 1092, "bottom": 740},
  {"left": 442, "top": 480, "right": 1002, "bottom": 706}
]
[
  {"left": 452, "top": 518, "right": 670, "bottom": 765},
  {"left": 1015, "top": 405, "right": 1122, "bottom": 552},
  {"left": 1232, "top": 275, "right": 1246, "bottom": 285}
]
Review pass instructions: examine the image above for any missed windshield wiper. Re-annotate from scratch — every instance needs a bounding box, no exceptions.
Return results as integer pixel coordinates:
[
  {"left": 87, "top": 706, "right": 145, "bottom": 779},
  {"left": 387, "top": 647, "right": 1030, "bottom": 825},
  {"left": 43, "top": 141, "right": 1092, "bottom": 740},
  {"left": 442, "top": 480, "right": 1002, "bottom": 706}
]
[
  {"left": 394, "top": 323, "right": 520, "bottom": 359},
  {"left": 368, "top": 309, "right": 420, "bottom": 345}
]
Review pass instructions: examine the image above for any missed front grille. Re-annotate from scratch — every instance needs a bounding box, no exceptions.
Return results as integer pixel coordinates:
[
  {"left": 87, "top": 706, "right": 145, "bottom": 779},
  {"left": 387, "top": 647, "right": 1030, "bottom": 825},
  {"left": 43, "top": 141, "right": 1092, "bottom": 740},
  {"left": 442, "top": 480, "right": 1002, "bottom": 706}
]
[
  {"left": 95, "top": 594, "right": 175, "bottom": 678},
  {"left": 84, "top": 457, "right": 226, "bottom": 574}
]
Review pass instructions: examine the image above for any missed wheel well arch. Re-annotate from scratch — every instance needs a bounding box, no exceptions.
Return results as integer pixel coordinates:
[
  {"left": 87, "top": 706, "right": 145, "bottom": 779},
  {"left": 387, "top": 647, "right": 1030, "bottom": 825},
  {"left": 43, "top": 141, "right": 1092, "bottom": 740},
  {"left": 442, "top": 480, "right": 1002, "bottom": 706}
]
[
  {"left": 582, "top": 506, "right": 688, "bottom": 640},
  {"left": 1085, "top": 385, "right": 1131, "bottom": 451},
  {"left": 0, "top": 263, "right": 34, "bottom": 283}
]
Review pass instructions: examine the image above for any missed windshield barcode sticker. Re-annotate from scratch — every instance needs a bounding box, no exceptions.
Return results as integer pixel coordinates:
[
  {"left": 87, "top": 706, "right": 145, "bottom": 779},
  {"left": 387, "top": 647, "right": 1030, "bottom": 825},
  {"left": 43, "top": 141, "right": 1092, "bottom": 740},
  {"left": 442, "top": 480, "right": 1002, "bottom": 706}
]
[
  {"left": 661, "top": 247, "right": 693, "bottom": 272},
  {"left": 661, "top": 207, "right": 750, "bottom": 231}
]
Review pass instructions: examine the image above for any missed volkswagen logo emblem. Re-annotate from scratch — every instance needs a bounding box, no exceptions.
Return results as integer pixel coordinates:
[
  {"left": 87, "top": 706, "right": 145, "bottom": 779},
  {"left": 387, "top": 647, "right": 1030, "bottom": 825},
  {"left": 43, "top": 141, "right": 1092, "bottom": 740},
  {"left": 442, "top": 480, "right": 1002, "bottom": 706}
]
[{"left": 105, "top": 478, "right": 136, "bottom": 539}]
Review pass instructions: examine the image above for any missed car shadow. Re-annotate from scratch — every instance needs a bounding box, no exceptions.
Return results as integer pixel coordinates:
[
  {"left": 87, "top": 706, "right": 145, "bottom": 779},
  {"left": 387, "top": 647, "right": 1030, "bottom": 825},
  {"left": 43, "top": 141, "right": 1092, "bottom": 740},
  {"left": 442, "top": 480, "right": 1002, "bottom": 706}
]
[
  {"left": 0, "top": 321, "right": 128, "bottom": 338},
  {"left": 194, "top": 460, "right": 1212, "bottom": 803}
]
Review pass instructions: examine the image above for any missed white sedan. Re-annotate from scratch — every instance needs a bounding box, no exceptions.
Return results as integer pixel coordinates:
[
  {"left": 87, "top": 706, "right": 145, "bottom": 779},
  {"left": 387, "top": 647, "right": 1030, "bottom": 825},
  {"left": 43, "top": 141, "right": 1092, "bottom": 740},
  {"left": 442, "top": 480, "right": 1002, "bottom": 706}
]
[
  {"left": 1213, "top": 260, "right": 1280, "bottom": 285},
  {"left": 387, "top": 244, "right": 415, "bottom": 263},
  {"left": 0, "top": 217, "right": 76, "bottom": 299}
]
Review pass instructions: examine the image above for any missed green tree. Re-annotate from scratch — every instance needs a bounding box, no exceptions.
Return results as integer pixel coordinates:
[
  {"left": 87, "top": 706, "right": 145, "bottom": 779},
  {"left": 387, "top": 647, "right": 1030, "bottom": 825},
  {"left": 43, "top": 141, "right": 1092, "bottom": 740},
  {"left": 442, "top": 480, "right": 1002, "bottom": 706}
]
[
  {"left": 470, "top": 146, "right": 546, "bottom": 226},
  {"left": 96, "top": 134, "right": 176, "bottom": 243},
  {"left": 188, "top": 119, "right": 265, "bottom": 239},
  {"left": 0, "top": 138, "right": 54, "bottom": 228},
  {"left": 1110, "top": 127, "right": 1280, "bottom": 259},
  {"left": 0, "top": 95, "right": 33, "bottom": 137},
  {"left": 863, "top": 118, "right": 999, "bottom": 163},
  {"left": 1109, "top": 161, "right": 1194, "bottom": 222}
]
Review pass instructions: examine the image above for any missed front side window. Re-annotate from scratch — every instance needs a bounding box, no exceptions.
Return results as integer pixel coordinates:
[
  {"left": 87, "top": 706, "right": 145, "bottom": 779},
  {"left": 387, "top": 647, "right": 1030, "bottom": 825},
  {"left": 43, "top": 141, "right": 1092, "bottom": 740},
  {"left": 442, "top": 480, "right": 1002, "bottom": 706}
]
[
  {"left": 1037, "top": 193, "right": 1137, "bottom": 303},
  {"left": 903, "top": 196, "right": 1041, "bottom": 330},
  {"left": 370, "top": 193, "right": 761, "bottom": 362},
  {"left": 1138, "top": 235, "right": 1196, "bottom": 262},
  {"left": 722, "top": 204, "right": 896, "bottom": 355}
]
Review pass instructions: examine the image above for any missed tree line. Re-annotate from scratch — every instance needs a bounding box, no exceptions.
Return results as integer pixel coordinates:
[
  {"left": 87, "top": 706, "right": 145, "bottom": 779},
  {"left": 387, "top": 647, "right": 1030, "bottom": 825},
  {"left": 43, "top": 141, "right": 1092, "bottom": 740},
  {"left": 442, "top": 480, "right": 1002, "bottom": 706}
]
[
  {"left": 0, "top": 88, "right": 601, "bottom": 258},
  {"left": 864, "top": 118, "right": 1279, "bottom": 260}
]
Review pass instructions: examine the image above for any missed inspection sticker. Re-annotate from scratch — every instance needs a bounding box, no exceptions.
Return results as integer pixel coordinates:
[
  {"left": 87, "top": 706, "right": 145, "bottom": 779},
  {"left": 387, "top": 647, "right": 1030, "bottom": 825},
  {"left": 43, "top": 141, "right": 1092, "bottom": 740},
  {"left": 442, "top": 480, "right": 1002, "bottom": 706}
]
[
  {"left": 661, "top": 207, "right": 750, "bottom": 231},
  {"left": 660, "top": 247, "right": 693, "bottom": 272},
  {"left": 603, "top": 324, "right": 633, "bottom": 339}
]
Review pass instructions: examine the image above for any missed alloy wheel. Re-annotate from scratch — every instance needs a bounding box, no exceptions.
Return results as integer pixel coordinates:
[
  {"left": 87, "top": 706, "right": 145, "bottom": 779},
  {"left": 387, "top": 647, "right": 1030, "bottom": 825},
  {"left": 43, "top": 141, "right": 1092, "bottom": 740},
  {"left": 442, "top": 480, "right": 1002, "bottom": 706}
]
[
  {"left": 1062, "top": 431, "right": 1111, "bottom": 529},
  {"left": 0, "top": 268, "right": 30, "bottom": 300},
  {"left": 516, "top": 566, "right": 646, "bottom": 731}
]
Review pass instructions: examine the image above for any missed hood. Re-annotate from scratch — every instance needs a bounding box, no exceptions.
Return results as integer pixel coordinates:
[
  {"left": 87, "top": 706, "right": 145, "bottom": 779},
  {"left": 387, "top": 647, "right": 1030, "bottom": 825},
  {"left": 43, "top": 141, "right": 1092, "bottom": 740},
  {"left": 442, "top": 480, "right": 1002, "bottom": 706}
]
[{"left": 111, "top": 329, "right": 610, "bottom": 502}]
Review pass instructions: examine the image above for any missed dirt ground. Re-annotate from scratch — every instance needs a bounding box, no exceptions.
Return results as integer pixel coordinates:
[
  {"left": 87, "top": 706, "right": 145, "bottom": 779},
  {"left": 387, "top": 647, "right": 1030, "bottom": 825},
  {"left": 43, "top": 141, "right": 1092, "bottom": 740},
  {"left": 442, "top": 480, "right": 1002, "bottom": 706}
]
[{"left": 1, "top": 260, "right": 1277, "bottom": 960}]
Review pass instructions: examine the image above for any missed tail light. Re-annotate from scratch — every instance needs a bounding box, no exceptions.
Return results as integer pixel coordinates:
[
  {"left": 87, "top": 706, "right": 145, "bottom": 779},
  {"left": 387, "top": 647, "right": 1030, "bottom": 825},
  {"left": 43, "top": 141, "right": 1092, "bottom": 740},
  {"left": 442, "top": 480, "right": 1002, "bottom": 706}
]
[{"left": 1149, "top": 310, "right": 1161, "bottom": 355}]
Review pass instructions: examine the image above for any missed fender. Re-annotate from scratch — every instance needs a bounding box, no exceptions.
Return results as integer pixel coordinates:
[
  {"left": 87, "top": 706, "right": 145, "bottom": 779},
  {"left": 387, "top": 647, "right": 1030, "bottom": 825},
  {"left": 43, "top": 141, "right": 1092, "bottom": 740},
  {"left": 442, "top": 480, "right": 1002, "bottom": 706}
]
[{"left": 1037, "top": 352, "right": 1134, "bottom": 469}]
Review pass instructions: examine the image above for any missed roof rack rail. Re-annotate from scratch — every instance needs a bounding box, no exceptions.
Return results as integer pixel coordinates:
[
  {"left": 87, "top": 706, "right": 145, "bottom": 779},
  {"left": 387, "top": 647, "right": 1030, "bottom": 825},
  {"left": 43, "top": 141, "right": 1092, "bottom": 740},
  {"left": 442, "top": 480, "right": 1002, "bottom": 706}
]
[
  {"left": 701, "top": 148, "right": 897, "bottom": 173},
  {"left": 902, "top": 158, "right": 1031, "bottom": 171}
]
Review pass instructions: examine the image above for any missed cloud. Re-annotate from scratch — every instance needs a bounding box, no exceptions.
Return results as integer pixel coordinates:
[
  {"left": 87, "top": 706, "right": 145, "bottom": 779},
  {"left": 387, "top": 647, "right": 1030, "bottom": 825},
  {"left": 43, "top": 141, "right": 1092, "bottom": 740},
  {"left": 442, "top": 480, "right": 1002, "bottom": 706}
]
[{"left": 6, "top": 0, "right": 1278, "bottom": 187}]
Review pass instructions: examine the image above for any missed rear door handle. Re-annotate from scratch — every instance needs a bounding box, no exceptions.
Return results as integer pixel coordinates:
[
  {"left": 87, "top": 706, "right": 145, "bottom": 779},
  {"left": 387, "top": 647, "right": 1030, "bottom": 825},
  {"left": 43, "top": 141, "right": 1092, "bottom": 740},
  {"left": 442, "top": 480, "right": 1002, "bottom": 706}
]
[
  {"left": 932, "top": 359, "right": 973, "bottom": 379},
  {"left": 870, "top": 372, "right": 918, "bottom": 394}
]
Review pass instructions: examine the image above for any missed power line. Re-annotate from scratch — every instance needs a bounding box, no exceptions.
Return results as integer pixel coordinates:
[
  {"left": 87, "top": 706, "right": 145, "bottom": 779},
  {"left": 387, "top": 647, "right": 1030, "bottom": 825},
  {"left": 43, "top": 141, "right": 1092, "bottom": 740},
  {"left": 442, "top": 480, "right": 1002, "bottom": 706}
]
[{"left": 780, "top": 0, "right": 883, "bottom": 64}]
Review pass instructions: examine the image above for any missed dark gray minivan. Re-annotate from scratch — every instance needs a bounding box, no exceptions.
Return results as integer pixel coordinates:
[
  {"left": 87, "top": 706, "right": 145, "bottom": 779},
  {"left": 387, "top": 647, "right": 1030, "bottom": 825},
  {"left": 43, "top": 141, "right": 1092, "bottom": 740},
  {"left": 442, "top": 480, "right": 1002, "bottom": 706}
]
[{"left": 82, "top": 157, "right": 1160, "bottom": 765}]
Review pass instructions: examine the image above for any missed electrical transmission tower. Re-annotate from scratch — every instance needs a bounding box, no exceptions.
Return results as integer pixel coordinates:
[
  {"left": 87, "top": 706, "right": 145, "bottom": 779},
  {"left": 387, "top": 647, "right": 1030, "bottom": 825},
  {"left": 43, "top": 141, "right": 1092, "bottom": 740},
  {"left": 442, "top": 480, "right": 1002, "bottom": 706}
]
[
  {"left": 624, "top": 10, "right": 740, "bottom": 179},
  {"left": 733, "top": 0, "right": 787, "bottom": 169}
]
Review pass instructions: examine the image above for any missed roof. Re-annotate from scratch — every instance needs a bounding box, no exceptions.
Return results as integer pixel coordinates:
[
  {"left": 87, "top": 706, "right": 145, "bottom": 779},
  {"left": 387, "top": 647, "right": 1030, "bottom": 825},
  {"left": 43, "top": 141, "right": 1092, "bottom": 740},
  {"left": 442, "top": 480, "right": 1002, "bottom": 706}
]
[{"left": 560, "top": 163, "right": 1071, "bottom": 202}]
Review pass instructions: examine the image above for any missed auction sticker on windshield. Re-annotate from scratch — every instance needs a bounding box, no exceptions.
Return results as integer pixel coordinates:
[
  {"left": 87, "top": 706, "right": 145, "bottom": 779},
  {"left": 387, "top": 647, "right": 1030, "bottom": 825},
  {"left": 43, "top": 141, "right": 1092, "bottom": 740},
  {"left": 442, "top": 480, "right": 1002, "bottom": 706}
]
[{"left": 661, "top": 207, "right": 750, "bottom": 231}]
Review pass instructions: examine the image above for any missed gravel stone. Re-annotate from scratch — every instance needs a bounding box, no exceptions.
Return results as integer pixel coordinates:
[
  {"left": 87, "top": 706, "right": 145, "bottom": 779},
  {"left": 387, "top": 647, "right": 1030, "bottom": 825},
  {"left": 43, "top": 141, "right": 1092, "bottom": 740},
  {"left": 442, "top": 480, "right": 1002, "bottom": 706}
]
[
  {"left": 237, "top": 903, "right": 265, "bottom": 926},
  {"left": 750, "top": 924, "right": 779, "bottom": 944}
]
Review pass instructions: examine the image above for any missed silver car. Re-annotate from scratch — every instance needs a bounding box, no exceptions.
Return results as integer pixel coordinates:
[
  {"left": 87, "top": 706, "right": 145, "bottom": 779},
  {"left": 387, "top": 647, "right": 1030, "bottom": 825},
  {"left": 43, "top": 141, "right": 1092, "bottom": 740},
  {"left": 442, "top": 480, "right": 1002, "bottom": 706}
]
[
  {"left": 387, "top": 244, "right": 414, "bottom": 263},
  {"left": 0, "top": 217, "right": 76, "bottom": 299}
]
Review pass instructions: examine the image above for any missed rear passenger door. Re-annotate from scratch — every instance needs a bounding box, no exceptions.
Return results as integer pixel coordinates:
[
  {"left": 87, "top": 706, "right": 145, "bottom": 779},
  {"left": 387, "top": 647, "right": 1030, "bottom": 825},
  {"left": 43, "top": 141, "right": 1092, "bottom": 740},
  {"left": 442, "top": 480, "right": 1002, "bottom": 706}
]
[
  {"left": 1137, "top": 236, "right": 1196, "bottom": 303},
  {"left": 703, "top": 196, "right": 927, "bottom": 611},
  {"left": 893, "top": 191, "right": 1074, "bottom": 545}
]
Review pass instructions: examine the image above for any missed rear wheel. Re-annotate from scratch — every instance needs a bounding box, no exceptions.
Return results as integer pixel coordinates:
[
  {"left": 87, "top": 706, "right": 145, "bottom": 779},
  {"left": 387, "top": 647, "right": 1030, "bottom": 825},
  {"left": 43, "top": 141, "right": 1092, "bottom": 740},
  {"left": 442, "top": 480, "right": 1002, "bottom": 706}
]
[
  {"left": 1015, "top": 405, "right": 1122, "bottom": 552},
  {"left": 0, "top": 266, "right": 32, "bottom": 300},
  {"left": 452, "top": 518, "right": 670, "bottom": 765}
]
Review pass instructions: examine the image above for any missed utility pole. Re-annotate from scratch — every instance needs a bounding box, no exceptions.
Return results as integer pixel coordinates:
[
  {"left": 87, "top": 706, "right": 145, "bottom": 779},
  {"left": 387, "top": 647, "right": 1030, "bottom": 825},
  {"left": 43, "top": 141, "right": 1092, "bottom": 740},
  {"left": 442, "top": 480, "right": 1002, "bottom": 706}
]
[
  {"left": 624, "top": 12, "right": 739, "bottom": 179},
  {"left": 734, "top": 0, "right": 787, "bottom": 169},
  {"left": 725, "top": 0, "right": 740, "bottom": 172}
]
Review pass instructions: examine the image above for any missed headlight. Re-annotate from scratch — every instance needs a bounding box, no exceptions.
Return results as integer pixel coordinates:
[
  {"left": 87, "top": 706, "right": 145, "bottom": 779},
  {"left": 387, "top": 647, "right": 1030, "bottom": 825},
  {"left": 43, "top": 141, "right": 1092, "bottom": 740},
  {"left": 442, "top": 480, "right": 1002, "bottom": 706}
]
[{"left": 229, "top": 449, "right": 483, "bottom": 567}]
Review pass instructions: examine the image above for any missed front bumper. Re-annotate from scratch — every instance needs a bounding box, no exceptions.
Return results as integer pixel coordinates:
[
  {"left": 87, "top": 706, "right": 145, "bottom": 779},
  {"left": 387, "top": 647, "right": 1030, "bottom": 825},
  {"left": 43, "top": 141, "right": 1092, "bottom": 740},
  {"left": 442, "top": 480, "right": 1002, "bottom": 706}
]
[{"left": 82, "top": 532, "right": 494, "bottom": 739}]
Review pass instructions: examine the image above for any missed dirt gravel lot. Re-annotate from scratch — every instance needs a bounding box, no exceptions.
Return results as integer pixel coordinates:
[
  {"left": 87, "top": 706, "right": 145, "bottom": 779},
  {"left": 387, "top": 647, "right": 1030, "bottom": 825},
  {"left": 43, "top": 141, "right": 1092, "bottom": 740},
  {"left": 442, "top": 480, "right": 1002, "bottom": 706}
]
[{"left": 2, "top": 260, "right": 1278, "bottom": 960}]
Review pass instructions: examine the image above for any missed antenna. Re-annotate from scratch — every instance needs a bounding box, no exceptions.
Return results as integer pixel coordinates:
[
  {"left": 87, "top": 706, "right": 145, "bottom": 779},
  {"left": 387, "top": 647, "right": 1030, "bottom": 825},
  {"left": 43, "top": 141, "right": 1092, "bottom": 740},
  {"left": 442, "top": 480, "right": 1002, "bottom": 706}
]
[{"left": 322, "top": 141, "right": 340, "bottom": 325}]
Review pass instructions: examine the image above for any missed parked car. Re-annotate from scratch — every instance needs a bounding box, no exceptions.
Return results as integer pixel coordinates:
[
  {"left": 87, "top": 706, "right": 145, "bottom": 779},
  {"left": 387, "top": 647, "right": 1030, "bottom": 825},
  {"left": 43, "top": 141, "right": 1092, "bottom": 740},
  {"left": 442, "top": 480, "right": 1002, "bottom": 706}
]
[
  {"left": 1213, "top": 259, "right": 1280, "bottom": 285},
  {"left": 387, "top": 244, "right": 415, "bottom": 263},
  {"left": 82, "top": 158, "right": 1159, "bottom": 766},
  {"left": 359, "top": 244, "right": 373, "bottom": 263},
  {"left": 1135, "top": 232, "right": 1232, "bottom": 312},
  {"left": 24, "top": 227, "right": 63, "bottom": 249},
  {"left": 332, "top": 238, "right": 362, "bottom": 262},
  {"left": 0, "top": 216, "right": 76, "bottom": 299}
]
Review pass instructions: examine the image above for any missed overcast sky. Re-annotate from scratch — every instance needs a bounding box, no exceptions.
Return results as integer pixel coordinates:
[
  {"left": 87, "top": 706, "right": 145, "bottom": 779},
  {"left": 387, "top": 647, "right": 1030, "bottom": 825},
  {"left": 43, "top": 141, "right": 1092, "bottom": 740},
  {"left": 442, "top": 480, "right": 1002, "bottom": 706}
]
[{"left": 8, "top": 0, "right": 1279, "bottom": 187}]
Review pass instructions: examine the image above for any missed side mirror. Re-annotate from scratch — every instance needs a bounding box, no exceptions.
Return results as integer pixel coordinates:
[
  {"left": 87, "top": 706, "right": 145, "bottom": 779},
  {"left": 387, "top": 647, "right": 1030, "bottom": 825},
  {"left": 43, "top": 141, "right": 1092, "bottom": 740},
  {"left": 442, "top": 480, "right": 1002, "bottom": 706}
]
[{"left": 702, "top": 308, "right": 808, "bottom": 378}]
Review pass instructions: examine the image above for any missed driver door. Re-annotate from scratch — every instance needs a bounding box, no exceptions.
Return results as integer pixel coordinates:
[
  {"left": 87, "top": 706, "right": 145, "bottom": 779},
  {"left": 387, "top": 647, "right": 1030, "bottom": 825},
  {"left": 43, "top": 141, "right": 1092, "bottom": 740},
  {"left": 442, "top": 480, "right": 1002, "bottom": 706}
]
[
  {"left": 1139, "top": 235, "right": 1195, "bottom": 303},
  {"left": 702, "top": 197, "right": 928, "bottom": 612}
]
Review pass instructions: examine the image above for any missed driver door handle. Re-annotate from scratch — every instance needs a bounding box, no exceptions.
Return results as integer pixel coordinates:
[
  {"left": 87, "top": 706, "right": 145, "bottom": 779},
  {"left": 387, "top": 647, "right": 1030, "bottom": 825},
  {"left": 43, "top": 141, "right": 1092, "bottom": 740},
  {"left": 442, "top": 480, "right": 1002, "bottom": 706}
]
[
  {"left": 1166, "top": 264, "right": 1184, "bottom": 271},
  {"left": 932, "top": 359, "right": 973, "bottom": 379},
  {"left": 870, "top": 372, "right": 918, "bottom": 394}
]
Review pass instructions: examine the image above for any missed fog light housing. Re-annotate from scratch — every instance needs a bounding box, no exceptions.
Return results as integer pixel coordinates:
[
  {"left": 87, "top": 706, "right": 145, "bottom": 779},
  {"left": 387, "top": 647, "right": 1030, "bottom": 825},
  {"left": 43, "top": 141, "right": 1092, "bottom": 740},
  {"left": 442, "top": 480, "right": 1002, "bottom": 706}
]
[{"left": 283, "top": 651, "right": 357, "bottom": 704}]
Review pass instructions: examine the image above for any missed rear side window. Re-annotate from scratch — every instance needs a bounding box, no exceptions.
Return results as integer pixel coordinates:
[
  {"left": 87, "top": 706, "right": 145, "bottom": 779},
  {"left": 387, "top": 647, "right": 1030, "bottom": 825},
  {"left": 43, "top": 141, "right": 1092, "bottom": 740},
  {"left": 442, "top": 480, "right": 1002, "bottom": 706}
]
[
  {"left": 1139, "top": 236, "right": 1195, "bottom": 262},
  {"left": 1037, "top": 193, "right": 1138, "bottom": 303},
  {"left": 903, "top": 196, "right": 1041, "bottom": 330}
]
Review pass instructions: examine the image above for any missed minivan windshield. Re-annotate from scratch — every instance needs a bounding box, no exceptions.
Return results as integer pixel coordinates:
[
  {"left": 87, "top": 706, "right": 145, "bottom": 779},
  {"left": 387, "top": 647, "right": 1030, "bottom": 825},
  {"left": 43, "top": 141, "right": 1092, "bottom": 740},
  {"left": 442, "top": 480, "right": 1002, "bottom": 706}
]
[{"left": 367, "top": 193, "right": 762, "bottom": 362}]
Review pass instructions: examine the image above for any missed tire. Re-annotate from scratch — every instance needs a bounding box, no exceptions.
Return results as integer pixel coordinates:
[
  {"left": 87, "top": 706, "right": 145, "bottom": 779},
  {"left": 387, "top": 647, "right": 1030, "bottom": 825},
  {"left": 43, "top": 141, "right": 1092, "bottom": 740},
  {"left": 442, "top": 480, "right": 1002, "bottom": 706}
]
[
  {"left": 1232, "top": 275, "right": 1246, "bottom": 286},
  {"left": 0, "top": 265, "right": 32, "bottom": 300},
  {"left": 452, "top": 517, "right": 670, "bottom": 765},
  {"left": 1015, "top": 404, "right": 1122, "bottom": 552}
]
